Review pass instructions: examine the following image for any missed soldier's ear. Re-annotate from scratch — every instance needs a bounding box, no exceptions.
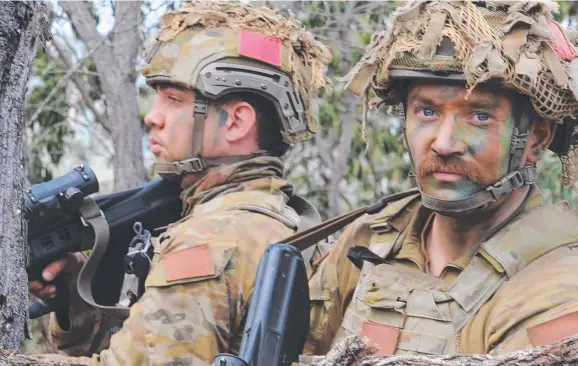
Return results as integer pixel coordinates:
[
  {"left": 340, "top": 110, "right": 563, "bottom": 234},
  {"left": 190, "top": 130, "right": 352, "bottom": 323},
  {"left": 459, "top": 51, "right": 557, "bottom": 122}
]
[
  {"left": 224, "top": 101, "right": 258, "bottom": 144},
  {"left": 525, "top": 120, "right": 556, "bottom": 164}
]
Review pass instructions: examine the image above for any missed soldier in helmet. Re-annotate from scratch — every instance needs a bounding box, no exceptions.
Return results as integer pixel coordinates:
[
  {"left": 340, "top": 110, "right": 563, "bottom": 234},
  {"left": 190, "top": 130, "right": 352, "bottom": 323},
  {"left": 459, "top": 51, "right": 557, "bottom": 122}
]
[
  {"left": 28, "top": 2, "right": 331, "bottom": 364},
  {"left": 304, "top": 0, "right": 578, "bottom": 358}
]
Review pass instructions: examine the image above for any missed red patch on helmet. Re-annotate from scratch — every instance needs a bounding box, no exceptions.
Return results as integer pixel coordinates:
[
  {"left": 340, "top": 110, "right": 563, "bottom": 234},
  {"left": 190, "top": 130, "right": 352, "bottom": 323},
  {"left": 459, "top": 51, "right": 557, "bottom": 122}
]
[
  {"left": 548, "top": 21, "right": 577, "bottom": 61},
  {"left": 239, "top": 30, "right": 282, "bottom": 67}
]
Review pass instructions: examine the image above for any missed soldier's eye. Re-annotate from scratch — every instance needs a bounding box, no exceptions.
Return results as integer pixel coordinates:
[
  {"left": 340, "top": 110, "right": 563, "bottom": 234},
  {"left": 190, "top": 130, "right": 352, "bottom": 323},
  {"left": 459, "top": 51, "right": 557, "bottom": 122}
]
[
  {"left": 476, "top": 113, "right": 489, "bottom": 121},
  {"left": 416, "top": 107, "right": 437, "bottom": 119},
  {"left": 471, "top": 112, "right": 492, "bottom": 124}
]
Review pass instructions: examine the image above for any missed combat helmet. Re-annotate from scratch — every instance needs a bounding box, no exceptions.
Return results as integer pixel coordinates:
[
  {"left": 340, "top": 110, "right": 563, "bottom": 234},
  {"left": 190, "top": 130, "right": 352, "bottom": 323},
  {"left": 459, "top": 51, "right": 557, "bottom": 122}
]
[
  {"left": 141, "top": 2, "right": 332, "bottom": 178},
  {"left": 345, "top": 0, "right": 578, "bottom": 215}
]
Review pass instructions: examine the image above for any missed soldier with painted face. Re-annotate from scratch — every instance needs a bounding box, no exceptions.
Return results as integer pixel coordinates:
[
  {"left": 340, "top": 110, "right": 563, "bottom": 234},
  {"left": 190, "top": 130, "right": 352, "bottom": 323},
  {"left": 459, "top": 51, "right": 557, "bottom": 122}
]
[
  {"left": 304, "top": 0, "right": 578, "bottom": 358},
  {"left": 28, "top": 2, "right": 331, "bottom": 364}
]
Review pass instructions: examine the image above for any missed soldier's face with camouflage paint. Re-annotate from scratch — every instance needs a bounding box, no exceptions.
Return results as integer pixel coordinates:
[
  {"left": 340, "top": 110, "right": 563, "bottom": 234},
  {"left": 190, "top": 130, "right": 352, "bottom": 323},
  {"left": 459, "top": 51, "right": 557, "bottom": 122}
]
[
  {"left": 145, "top": 84, "right": 198, "bottom": 164},
  {"left": 405, "top": 83, "right": 517, "bottom": 200},
  {"left": 144, "top": 84, "right": 259, "bottom": 166}
]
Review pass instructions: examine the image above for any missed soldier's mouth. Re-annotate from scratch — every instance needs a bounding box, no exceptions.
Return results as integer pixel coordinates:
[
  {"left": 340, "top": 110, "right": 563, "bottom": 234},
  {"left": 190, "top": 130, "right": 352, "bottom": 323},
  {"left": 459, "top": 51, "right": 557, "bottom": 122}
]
[{"left": 431, "top": 171, "right": 464, "bottom": 182}]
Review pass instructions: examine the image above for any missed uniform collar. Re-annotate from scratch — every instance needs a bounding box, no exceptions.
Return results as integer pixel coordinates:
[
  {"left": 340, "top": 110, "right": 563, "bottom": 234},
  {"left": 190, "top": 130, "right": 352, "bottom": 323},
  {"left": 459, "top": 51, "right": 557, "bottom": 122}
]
[
  {"left": 393, "top": 185, "right": 545, "bottom": 274},
  {"left": 179, "top": 156, "right": 288, "bottom": 216}
]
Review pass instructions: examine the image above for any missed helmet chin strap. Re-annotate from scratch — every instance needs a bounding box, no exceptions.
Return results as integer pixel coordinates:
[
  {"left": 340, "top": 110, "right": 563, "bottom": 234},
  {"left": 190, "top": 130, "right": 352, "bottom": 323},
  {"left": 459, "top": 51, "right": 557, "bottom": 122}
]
[
  {"left": 154, "top": 96, "right": 269, "bottom": 181},
  {"left": 419, "top": 166, "right": 537, "bottom": 216},
  {"left": 404, "top": 104, "right": 537, "bottom": 217}
]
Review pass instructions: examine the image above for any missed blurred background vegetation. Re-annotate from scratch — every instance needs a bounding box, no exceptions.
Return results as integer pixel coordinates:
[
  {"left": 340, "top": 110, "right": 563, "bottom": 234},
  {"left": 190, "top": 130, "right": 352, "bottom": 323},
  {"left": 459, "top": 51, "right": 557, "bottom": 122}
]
[{"left": 20, "top": 0, "right": 578, "bottom": 353}]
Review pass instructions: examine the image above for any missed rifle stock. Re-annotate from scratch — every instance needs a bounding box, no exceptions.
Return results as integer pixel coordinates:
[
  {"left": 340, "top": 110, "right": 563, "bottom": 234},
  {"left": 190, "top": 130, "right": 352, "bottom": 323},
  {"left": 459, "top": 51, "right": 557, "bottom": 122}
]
[
  {"left": 26, "top": 166, "right": 182, "bottom": 319},
  {"left": 213, "top": 243, "right": 309, "bottom": 366}
]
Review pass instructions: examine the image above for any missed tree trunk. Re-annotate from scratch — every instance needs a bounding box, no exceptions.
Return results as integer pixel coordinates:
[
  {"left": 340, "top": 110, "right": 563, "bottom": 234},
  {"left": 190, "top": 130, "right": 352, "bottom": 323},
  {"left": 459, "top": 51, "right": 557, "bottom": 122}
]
[
  {"left": 308, "top": 335, "right": 578, "bottom": 366},
  {"left": 0, "top": 1, "right": 49, "bottom": 348},
  {"left": 59, "top": 0, "right": 147, "bottom": 190},
  {"left": 105, "top": 78, "right": 147, "bottom": 190}
]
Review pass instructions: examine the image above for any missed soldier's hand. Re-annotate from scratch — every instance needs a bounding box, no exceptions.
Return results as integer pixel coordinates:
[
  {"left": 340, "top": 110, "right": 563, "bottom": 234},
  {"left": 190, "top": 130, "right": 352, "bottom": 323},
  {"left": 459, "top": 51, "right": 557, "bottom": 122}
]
[{"left": 28, "top": 253, "right": 87, "bottom": 300}]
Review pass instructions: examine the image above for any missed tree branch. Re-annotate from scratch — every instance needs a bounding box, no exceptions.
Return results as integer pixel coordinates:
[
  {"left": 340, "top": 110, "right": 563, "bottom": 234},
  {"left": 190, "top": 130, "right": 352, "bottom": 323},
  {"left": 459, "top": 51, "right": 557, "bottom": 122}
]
[
  {"left": 49, "top": 37, "right": 106, "bottom": 126},
  {"left": 111, "top": 0, "right": 142, "bottom": 70},
  {"left": 327, "top": 107, "right": 357, "bottom": 216},
  {"left": 315, "top": 134, "right": 334, "bottom": 169},
  {"left": 59, "top": 1, "right": 109, "bottom": 60},
  {"left": 309, "top": 335, "right": 578, "bottom": 366},
  {"left": 26, "top": 37, "right": 106, "bottom": 128}
]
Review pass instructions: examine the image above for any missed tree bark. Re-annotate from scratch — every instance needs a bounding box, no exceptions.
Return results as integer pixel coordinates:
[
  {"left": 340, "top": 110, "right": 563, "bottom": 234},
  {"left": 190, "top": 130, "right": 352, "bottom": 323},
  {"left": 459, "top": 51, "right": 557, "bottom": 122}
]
[
  {"left": 10, "top": 334, "right": 578, "bottom": 365},
  {"left": 59, "top": 0, "right": 147, "bottom": 190},
  {"left": 308, "top": 335, "right": 578, "bottom": 366},
  {"left": 0, "top": 349, "right": 88, "bottom": 365},
  {"left": 0, "top": 1, "right": 49, "bottom": 348}
]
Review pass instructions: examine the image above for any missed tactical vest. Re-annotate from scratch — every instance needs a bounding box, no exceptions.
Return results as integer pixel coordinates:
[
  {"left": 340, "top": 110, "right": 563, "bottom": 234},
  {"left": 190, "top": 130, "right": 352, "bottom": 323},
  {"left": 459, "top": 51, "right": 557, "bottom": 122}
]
[{"left": 335, "top": 193, "right": 578, "bottom": 356}]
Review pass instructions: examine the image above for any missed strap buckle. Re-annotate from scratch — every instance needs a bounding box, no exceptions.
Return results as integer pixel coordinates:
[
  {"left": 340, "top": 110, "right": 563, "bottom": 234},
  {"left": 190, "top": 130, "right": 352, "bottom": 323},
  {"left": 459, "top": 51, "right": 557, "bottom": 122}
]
[
  {"left": 176, "top": 158, "right": 205, "bottom": 174},
  {"left": 194, "top": 99, "right": 208, "bottom": 116},
  {"left": 510, "top": 131, "right": 528, "bottom": 155},
  {"left": 347, "top": 246, "right": 387, "bottom": 270},
  {"left": 487, "top": 170, "right": 525, "bottom": 200}
]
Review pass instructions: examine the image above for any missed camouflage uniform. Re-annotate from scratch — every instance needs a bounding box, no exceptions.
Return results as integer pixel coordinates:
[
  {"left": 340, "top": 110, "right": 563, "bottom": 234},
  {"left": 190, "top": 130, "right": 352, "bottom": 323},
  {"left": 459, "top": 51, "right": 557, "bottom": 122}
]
[
  {"left": 305, "top": 186, "right": 578, "bottom": 356},
  {"left": 48, "top": 2, "right": 331, "bottom": 364},
  {"left": 51, "top": 157, "right": 320, "bottom": 364},
  {"left": 303, "top": 0, "right": 578, "bottom": 359}
]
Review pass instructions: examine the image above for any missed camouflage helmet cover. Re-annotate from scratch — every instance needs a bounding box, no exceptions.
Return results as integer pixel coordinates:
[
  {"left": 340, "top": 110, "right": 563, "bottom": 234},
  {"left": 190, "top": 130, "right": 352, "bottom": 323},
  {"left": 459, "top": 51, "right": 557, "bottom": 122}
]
[
  {"left": 141, "top": 1, "right": 332, "bottom": 146},
  {"left": 345, "top": 0, "right": 578, "bottom": 189}
]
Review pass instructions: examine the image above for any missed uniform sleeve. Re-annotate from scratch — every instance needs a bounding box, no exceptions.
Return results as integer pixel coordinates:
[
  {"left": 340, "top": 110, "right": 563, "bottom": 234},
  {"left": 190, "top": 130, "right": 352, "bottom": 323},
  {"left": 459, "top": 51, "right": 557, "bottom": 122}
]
[
  {"left": 90, "top": 211, "right": 293, "bottom": 365},
  {"left": 491, "top": 300, "right": 578, "bottom": 354},
  {"left": 303, "top": 219, "right": 369, "bottom": 356},
  {"left": 460, "top": 246, "right": 578, "bottom": 355},
  {"left": 89, "top": 242, "right": 241, "bottom": 365}
]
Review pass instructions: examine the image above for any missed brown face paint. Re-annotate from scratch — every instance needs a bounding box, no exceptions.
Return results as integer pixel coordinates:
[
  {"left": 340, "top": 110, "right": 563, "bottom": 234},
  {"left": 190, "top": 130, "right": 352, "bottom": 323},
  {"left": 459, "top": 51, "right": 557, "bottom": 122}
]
[
  {"left": 406, "top": 83, "right": 515, "bottom": 200},
  {"left": 437, "top": 85, "right": 462, "bottom": 100}
]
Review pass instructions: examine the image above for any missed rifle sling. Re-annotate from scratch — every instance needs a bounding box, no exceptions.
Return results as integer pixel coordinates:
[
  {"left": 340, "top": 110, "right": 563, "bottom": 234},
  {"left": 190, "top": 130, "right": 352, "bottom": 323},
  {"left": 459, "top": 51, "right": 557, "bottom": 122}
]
[
  {"left": 74, "top": 189, "right": 419, "bottom": 318},
  {"left": 286, "top": 189, "right": 420, "bottom": 252},
  {"left": 77, "top": 197, "right": 130, "bottom": 318}
]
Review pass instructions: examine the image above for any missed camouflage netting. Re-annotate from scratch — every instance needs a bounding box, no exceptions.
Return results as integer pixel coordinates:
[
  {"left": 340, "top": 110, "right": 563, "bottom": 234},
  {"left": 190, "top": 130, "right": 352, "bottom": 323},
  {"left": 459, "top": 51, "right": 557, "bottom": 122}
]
[
  {"left": 141, "top": 1, "right": 332, "bottom": 142},
  {"left": 344, "top": 0, "right": 578, "bottom": 189}
]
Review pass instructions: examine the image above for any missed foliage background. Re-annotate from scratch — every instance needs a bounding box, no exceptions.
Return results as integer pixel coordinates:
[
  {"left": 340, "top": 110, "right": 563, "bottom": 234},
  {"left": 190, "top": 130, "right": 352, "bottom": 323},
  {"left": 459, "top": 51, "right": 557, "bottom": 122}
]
[{"left": 20, "top": 0, "right": 578, "bottom": 353}]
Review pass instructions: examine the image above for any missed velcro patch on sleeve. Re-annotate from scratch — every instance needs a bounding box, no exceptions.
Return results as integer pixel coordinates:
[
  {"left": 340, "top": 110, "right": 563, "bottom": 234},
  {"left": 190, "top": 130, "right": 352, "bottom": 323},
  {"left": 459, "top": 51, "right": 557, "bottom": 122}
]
[
  {"left": 361, "top": 321, "right": 400, "bottom": 356},
  {"left": 163, "top": 244, "right": 215, "bottom": 282},
  {"left": 239, "top": 30, "right": 282, "bottom": 67},
  {"left": 528, "top": 311, "right": 578, "bottom": 346}
]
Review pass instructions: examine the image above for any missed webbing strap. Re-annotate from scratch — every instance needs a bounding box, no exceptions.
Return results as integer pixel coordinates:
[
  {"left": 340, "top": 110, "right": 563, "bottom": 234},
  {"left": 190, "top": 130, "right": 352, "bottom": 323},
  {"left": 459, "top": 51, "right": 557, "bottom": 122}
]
[
  {"left": 191, "top": 98, "right": 208, "bottom": 158},
  {"left": 76, "top": 197, "right": 130, "bottom": 318},
  {"left": 421, "top": 165, "right": 536, "bottom": 215},
  {"left": 508, "top": 105, "right": 531, "bottom": 172},
  {"left": 154, "top": 153, "right": 268, "bottom": 176},
  {"left": 284, "top": 189, "right": 420, "bottom": 251}
]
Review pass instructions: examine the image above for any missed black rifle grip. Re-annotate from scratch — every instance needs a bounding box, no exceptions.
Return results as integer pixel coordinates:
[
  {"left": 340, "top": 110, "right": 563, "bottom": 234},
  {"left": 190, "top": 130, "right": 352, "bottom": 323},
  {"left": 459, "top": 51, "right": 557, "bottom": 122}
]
[{"left": 29, "top": 276, "right": 71, "bottom": 321}]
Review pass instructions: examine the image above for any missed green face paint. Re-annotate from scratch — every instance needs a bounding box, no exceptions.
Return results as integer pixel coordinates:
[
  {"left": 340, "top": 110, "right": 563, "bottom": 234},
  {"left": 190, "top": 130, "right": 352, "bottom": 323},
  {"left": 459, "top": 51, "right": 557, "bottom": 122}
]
[
  {"left": 405, "top": 83, "right": 516, "bottom": 201},
  {"left": 498, "top": 116, "right": 514, "bottom": 175}
]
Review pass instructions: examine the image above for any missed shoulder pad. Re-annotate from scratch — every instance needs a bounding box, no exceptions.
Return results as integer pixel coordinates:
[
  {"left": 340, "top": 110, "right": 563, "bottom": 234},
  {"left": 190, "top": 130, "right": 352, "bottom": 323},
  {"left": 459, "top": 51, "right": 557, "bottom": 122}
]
[
  {"left": 481, "top": 201, "right": 578, "bottom": 278},
  {"left": 228, "top": 203, "right": 300, "bottom": 230}
]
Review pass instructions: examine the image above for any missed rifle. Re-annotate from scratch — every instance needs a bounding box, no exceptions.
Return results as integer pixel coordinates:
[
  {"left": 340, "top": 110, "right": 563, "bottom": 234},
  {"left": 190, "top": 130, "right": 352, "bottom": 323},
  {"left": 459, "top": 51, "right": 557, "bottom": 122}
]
[
  {"left": 26, "top": 165, "right": 182, "bottom": 319},
  {"left": 212, "top": 243, "right": 309, "bottom": 366},
  {"left": 210, "top": 189, "right": 423, "bottom": 366}
]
